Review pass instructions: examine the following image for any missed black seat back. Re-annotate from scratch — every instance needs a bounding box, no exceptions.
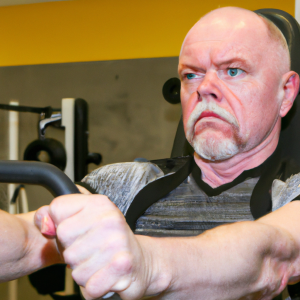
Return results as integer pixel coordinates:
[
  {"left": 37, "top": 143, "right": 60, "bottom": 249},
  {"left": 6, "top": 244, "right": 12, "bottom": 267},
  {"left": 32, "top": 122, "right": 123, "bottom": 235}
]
[{"left": 258, "top": 9, "right": 300, "bottom": 165}]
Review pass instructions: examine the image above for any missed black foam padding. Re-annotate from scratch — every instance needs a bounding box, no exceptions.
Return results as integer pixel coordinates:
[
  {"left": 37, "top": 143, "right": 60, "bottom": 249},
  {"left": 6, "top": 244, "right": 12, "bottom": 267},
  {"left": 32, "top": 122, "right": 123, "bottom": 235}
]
[
  {"left": 255, "top": 9, "right": 300, "bottom": 76},
  {"left": 170, "top": 116, "right": 193, "bottom": 157},
  {"left": 253, "top": 10, "right": 300, "bottom": 168}
]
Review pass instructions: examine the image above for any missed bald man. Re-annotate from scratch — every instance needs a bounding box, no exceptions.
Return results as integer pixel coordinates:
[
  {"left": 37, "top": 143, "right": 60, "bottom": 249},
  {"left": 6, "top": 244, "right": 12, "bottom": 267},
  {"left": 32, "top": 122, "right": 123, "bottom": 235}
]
[{"left": 35, "top": 7, "right": 300, "bottom": 300}]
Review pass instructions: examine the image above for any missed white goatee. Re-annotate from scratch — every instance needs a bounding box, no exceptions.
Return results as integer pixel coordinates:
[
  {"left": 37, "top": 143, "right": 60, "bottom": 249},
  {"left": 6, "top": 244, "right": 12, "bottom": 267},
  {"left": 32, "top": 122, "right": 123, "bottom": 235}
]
[{"left": 186, "top": 100, "right": 240, "bottom": 161}]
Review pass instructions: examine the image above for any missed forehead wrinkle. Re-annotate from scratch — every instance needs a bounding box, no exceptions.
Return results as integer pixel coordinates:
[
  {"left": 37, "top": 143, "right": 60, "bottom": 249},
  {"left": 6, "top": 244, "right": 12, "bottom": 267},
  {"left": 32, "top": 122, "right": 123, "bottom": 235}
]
[
  {"left": 180, "top": 42, "right": 256, "bottom": 72},
  {"left": 212, "top": 44, "right": 252, "bottom": 66},
  {"left": 179, "top": 19, "right": 281, "bottom": 76},
  {"left": 179, "top": 41, "right": 215, "bottom": 71},
  {"left": 181, "top": 30, "right": 267, "bottom": 71}
]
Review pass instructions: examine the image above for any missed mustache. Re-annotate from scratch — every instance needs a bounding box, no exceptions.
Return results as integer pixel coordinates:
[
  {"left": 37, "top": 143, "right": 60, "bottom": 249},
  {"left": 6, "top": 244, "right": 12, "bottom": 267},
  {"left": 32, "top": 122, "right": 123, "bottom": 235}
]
[{"left": 186, "top": 101, "right": 239, "bottom": 137}]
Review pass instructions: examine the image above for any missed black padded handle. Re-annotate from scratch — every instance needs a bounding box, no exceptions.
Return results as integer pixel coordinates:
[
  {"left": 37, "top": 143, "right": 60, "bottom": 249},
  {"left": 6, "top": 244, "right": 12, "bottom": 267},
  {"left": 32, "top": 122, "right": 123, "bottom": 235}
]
[{"left": 0, "top": 160, "right": 79, "bottom": 196}]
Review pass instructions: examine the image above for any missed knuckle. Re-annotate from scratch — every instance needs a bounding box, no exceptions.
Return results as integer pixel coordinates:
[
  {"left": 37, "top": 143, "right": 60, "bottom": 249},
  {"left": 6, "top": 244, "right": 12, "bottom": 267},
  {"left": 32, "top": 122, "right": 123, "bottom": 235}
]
[
  {"left": 89, "top": 195, "right": 110, "bottom": 206},
  {"left": 85, "top": 195, "right": 113, "bottom": 215},
  {"left": 110, "top": 252, "right": 133, "bottom": 275},
  {"left": 49, "top": 197, "right": 63, "bottom": 218},
  {"left": 63, "top": 247, "right": 77, "bottom": 265},
  {"left": 112, "top": 213, "right": 127, "bottom": 229},
  {"left": 101, "top": 195, "right": 118, "bottom": 209},
  {"left": 71, "top": 268, "right": 85, "bottom": 286},
  {"left": 80, "top": 287, "right": 94, "bottom": 300},
  {"left": 100, "top": 195, "right": 110, "bottom": 202},
  {"left": 93, "top": 210, "right": 125, "bottom": 232},
  {"left": 100, "top": 194, "right": 111, "bottom": 202},
  {"left": 85, "top": 280, "right": 103, "bottom": 299},
  {"left": 56, "top": 223, "right": 69, "bottom": 243}
]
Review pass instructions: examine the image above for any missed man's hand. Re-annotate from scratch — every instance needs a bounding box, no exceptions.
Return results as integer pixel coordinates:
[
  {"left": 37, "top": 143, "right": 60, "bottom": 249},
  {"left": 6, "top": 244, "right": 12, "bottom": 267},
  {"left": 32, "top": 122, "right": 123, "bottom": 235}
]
[{"left": 35, "top": 194, "right": 151, "bottom": 300}]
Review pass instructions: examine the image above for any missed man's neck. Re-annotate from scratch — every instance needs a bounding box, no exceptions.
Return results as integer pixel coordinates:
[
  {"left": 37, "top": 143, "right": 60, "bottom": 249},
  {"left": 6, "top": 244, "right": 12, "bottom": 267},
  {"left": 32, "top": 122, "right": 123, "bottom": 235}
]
[{"left": 194, "top": 122, "right": 281, "bottom": 188}]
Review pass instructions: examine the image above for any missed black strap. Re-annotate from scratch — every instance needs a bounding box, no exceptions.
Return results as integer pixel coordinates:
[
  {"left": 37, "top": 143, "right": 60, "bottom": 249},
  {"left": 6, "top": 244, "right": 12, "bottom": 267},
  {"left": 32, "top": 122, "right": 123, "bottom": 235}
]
[
  {"left": 249, "top": 145, "right": 283, "bottom": 219},
  {"left": 125, "top": 156, "right": 194, "bottom": 231}
]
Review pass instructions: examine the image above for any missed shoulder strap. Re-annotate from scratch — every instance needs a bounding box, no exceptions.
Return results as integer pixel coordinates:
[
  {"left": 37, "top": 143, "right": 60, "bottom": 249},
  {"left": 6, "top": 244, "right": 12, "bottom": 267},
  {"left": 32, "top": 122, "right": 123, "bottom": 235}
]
[{"left": 125, "top": 156, "right": 194, "bottom": 230}]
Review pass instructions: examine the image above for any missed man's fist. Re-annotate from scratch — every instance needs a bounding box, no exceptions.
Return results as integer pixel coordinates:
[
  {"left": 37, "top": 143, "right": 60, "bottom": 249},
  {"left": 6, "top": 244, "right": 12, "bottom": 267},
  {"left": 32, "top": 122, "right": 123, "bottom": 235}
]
[{"left": 34, "top": 194, "right": 150, "bottom": 300}]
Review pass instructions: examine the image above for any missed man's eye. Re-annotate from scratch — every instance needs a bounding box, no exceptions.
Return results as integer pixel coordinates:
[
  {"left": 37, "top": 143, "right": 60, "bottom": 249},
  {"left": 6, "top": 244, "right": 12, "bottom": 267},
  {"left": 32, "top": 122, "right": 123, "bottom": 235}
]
[
  {"left": 186, "top": 73, "right": 197, "bottom": 80},
  {"left": 227, "top": 68, "right": 244, "bottom": 77}
]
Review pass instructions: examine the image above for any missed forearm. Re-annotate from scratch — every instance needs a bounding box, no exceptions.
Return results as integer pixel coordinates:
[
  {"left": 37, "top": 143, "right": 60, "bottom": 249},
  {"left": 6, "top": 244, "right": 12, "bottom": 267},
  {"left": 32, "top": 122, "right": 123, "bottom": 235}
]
[
  {"left": 139, "top": 218, "right": 299, "bottom": 300},
  {"left": 0, "top": 210, "right": 62, "bottom": 282}
]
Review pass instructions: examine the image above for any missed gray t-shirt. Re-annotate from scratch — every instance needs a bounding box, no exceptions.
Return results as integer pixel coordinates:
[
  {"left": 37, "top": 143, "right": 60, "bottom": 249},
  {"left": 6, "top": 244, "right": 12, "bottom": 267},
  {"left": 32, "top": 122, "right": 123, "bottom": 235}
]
[{"left": 82, "top": 162, "right": 291, "bottom": 300}]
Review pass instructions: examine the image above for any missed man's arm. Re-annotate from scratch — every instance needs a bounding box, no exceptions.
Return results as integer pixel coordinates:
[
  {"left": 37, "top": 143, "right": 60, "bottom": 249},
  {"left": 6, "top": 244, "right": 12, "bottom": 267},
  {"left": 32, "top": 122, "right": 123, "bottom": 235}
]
[
  {"left": 36, "top": 194, "right": 300, "bottom": 300},
  {"left": 0, "top": 210, "right": 62, "bottom": 283},
  {"left": 141, "top": 203, "right": 300, "bottom": 299},
  {"left": 0, "top": 185, "right": 86, "bottom": 282}
]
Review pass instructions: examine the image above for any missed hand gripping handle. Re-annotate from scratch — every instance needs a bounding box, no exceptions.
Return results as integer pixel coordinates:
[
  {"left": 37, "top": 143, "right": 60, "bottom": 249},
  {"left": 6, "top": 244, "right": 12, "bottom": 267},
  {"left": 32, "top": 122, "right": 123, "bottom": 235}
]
[{"left": 0, "top": 160, "right": 114, "bottom": 299}]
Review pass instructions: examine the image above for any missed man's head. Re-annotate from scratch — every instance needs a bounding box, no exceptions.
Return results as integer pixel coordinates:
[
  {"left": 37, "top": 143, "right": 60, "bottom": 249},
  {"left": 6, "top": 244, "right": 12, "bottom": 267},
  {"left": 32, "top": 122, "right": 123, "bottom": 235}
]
[{"left": 178, "top": 7, "right": 299, "bottom": 161}]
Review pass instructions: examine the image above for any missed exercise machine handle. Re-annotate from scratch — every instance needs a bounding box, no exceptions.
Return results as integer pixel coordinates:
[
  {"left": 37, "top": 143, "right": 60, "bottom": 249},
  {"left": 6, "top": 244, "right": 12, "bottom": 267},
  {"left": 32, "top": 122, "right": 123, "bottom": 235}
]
[{"left": 0, "top": 160, "right": 79, "bottom": 196}]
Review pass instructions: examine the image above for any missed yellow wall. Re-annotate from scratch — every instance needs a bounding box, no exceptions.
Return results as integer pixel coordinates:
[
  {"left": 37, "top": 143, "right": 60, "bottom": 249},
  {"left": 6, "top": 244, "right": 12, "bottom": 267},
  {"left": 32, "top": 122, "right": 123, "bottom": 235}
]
[{"left": 0, "top": 0, "right": 295, "bottom": 66}]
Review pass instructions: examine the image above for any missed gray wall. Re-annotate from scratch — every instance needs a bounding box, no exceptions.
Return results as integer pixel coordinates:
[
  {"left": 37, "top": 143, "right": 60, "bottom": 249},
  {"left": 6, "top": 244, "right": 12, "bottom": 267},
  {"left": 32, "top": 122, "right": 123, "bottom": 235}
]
[{"left": 0, "top": 57, "right": 181, "bottom": 299}]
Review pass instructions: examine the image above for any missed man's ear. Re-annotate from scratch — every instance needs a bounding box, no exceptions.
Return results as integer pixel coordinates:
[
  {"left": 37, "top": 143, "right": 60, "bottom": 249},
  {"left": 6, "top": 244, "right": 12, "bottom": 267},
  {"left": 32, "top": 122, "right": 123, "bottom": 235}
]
[{"left": 279, "top": 71, "right": 300, "bottom": 117}]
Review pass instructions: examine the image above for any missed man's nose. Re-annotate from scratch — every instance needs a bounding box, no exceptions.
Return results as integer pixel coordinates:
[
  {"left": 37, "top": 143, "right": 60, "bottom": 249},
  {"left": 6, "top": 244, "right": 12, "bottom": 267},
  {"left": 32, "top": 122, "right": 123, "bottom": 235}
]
[{"left": 197, "top": 71, "right": 222, "bottom": 101}]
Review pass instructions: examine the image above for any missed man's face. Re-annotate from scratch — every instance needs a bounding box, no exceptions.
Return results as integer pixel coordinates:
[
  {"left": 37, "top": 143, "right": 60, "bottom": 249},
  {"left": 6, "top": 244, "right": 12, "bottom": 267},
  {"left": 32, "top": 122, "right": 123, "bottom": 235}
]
[{"left": 178, "top": 10, "right": 287, "bottom": 161}]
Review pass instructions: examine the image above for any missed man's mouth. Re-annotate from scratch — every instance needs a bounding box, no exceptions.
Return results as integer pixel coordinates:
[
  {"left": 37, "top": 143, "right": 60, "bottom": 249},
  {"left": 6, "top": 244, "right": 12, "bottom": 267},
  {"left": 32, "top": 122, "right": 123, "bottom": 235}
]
[
  {"left": 197, "top": 111, "right": 227, "bottom": 123},
  {"left": 185, "top": 101, "right": 240, "bottom": 143}
]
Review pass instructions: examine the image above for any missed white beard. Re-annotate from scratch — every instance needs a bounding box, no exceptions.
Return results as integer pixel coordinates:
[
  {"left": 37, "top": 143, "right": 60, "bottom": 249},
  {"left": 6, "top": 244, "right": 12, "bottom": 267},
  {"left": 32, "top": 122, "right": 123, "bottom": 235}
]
[
  {"left": 186, "top": 100, "right": 240, "bottom": 161},
  {"left": 191, "top": 133, "right": 239, "bottom": 161}
]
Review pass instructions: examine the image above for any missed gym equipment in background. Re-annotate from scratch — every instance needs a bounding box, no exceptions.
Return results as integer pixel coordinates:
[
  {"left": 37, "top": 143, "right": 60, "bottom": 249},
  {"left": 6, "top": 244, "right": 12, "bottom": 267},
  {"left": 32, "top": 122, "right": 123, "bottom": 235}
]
[
  {"left": 0, "top": 98, "right": 102, "bottom": 181},
  {"left": 0, "top": 98, "right": 102, "bottom": 299},
  {"left": 162, "top": 77, "right": 181, "bottom": 105}
]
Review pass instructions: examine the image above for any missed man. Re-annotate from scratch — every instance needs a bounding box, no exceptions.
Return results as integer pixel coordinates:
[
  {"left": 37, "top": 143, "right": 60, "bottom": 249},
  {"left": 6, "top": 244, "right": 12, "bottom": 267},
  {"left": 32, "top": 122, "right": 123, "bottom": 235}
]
[{"left": 35, "top": 6, "right": 300, "bottom": 300}]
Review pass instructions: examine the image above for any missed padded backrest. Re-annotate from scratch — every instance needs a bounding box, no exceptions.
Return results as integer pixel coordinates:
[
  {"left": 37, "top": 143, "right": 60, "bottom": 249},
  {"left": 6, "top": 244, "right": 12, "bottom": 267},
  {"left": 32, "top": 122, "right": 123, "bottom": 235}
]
[
  {"left": 169, "top": 9, "right": 300, "bottom": 163},
  {"left": 256, "top": 9, "right": 300, "bottom": 165}
]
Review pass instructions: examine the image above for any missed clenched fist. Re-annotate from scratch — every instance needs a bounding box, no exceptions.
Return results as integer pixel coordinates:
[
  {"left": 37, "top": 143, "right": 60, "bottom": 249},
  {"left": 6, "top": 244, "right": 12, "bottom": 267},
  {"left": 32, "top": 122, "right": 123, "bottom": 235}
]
[{"left": 34, "top": 194, "right": 155, "bottom": 300}]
